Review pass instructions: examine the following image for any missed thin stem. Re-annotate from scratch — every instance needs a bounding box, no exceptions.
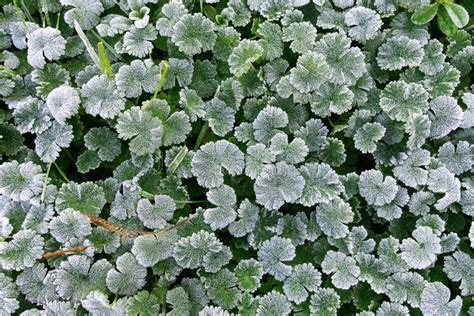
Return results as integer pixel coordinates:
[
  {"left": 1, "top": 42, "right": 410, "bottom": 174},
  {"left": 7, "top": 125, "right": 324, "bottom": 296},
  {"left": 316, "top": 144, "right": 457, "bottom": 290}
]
[
  {"left": 194, "top": 121, "right": 209, "bottom": 150},
  {"left": 40, "top": 161, "right": 52, "bottom": 203},
  {"left": 41, "top": 0, "right": 51, "bottom": 27},
  {"left": 20, "top": 0, "right": 34, "bottom": 22},
  {"left": 140, "top": 190, "right": 155, "bottom": 199},
  {"left": 13, "top": 0, "right": 29, "bottom": 34},
  {"left": 53, "top": 161, "right": 70, "bottom": 183},
  {"left": 152, "top": 60, "right": 170, "bottom": 100},
  {"left": 90, "top": 29, "right": 125, "bottom": 62},
  {"left": 55, "top": 10, "right": 61, "bottom": 29},
  {"left": 327, "top": 117, "right": 335, "bottom": 128},
  {"left": 168, "top": 146, "right": 188, "bottom": 174}
]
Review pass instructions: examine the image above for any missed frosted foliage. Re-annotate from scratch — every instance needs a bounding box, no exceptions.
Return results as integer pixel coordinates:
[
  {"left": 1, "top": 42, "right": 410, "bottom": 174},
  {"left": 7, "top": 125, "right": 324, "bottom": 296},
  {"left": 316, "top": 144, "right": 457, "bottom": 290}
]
[
  {"left": 316, "top": 197, "right": 354, "bottom": 239},
  {"left": 298, "top": 163, "right": 343, "bottom": 206},
  {"left": 81, "top": 75, "right": 125, "bottom": 119},
  {"left": 400, "top": 226, "right": 441, "bottom": 269},
  {"left": 137, "top": 195, "right": 176, "bottom": 229},
  {"left": 253, "top": 106, "right": 289, "bottom": 144},
  {"left": 254, "top": 162, "right": 305, "bottom": 210},
  {"left": 34, "top": 121, "right": 73, "bottom": 162},
  {"left": 0, "top": 230, "right": 44, "bottom": 271},
  {"left": 283, "top": 263, "right": 321, "bottom": 303},
  {"left": 191, "top": 140, "right": 244, "bottom": 188},
  {"left": 420, "top": 282, "right": 462, "bottom": 315},
  {"left": 377, "top": 35, "right": 424, "bottom": 70},
  {"left": 106, "top": 253, "right": 146, "bottom": 296},
  {"left": 257, "top": 236, "right": 296, "bottom": 281},
  {"left": 49, "top": 208, "right": 91, "bottom": 243},
  {"left": 321, "top": 251, "right": 360, "bottom": 289},
  {"left": 0, "top": 0, "right": 473, "bottom": 313},
  {"left": 0, "top": 161, "right": 43, "bottom": 202},
  {"left": 27, "top": 27, "right": 66, "bottom": 68},
  {"left": 359, "top": 170, "right": 398, "bottom": 206},
  {"left": 345, "top": 7, "right": 382, "bottom": 43},
  {"left": 46, "top": 86, "right": 80, "bottom": 124}
]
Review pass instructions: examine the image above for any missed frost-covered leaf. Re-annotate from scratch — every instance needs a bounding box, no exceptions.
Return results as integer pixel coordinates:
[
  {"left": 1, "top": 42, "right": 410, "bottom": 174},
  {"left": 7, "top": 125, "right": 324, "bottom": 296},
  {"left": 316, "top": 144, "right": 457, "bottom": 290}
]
[
  {"left": 116, "top": 106, "right": 163, "bottom": 156},
  {"left": 288, "top": 51, "right": 329, "bottom": 94},
  {"left": 393, "top": 149, "right": 430, "bottom": 188},
  {"left": 420, "top": 282, "right": 462, "bottom": 315},
  {"left": 46, "top": 85, "right": 80, "bottom": 124},
  {"left": 269, "top": 133, "right": 308, "bottom": 165},
  {"left": 428, "top": 95, "right": 463, "bottom": 139},
  {"left": 354, "top": 122, "right": 385, "bottom": 153},
  {"left": 49, "top": 208, "right": 91, "bottom": 243},
  {"left": 81, "top": 75, "right": 125, "bottom": 119},
  {"left": 123, "top": 25, "right": 157, "bottom": 57},
  {"left": 345, "top": 7, "right": 382, "bottom": 43},
  {"left": 254, "top": 161, "right": 304, "bottom": 210},
  {"left": 377, "top": 35, "right": 424, "bottom": 70},
  {"left": 400, "top": 226, "right": 441, "bottom": 269},
  {"left": 321, "top": 251, "right": 360, "bottom": 289},
  {"left": 56, "top": 181, "right": 106, "bottom": 215},
  {"left": 0, "top": 229, "right": 44, "bottom": 271},
  {"left": 27, "top": 27, "right": 66, "bottom": 69},
  {"left": 283, "top": 263, "right": 321, "bottom": 304},
  {"left": 106, "top": 253, "right": 146, "bottom": 296},
  {"left": 253, "top": 106, "right": 289, "bottom": 144},
  {"left": 116, "top": 59, "right": 159, "bottom": 98},
  {"left": 257, "top": 236, "right": 296, "bottom": 281},
  {"left": 228, "top": 40, "right": 263, "bottom": 77},
  {"left": 309, "top": 288, "right": 340, "bottom": 315},
  {"left": 204, "top": 98, "right": 235, "bottom": 137},
  {"left": 0, "top": 273, "right": 19, "bottom": 315},
  {"left": 235, "top": 258, "right": 264, "bottom": 292},
  {"left": 84, "top": 127, "right": 121, "bottom": 162},
  {"left": 282, "top": 22, "right": 317, "bottom": 54},
  {"left": 443, "top": 251, "right": 474, "bottom": 296},
  {"left": 204, "top": 184, "right": 237, "bottom": 230},
  {"left": 191, "top": 140, "right": 244, "bottom": 189},
  {"left": 137, "top": 195, "right": 175, "bottom": 229},
  {"left": 171, "top": 14, "right": 216, "bottom": 56},
  {"left": 256, "top": 291, "right": 292, "bottom": 316},
  {"left": 81, "top": 290, "right": 127, "bottom": 315},
  {"left": 316, "top": 197, "right": 353, "bottom": 239},
  {"left": 132, "top": 231, "right": 178, "bottom": 267},
  {"left": 314, "top": 32, "right": 366, "bottom": 85},
  {"left": 298, "top": 162, "right": 343, "bottom": 207},
  {"left": 0, "top": 161, "right": 43, "bottom": 202},
  {"left": 359, "top": 170, "right": 398, "bottom": 206},
  {"left": 35, "top": 121, "right": 73, "bottom": 162},
  {"left": 379, "top": 80, "right": 429, "bottom": 121}
]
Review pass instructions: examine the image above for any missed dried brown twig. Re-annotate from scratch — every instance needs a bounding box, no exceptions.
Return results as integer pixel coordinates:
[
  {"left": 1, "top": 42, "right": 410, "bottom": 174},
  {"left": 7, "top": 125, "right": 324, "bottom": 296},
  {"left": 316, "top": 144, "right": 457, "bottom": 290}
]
[
  {"left": 42, "top": 214, "right": 194, "bottom": 258},
  {"left": 42, "top": 245, "right": 90, "bottom": 259}
]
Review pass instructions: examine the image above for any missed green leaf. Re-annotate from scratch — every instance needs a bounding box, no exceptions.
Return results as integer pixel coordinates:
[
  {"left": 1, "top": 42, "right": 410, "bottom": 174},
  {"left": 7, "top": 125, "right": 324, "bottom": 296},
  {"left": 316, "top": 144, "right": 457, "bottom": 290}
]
[
  {"left": 411, "top": 3, "right": 439, "bottom": 25},
  {"left": 443, "top": 2, "right": 469, "bottom": 28},
  {"left": 97, "top": 42, "right": 112, "bottom": 76},
  {"left": 437, "top": 6, "right": 458, "bottom": 37},
  {"left": 203, "top": 5, "right": 217, "bottom": 21}
]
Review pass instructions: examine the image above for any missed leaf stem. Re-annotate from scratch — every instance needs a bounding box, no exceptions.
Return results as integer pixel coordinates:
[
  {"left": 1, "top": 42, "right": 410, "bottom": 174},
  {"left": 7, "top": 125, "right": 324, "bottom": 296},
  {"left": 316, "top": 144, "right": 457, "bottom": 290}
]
[
  {"left": 90, "top": 29, "right": 125, "bottom": 62},
  {"left": 53, "top": 161, "right": 70, "bottom": 183},
  {"left": 41, "top": 0, "right": 51, "bottom": 27},
  {"left": 152, "top": 60, "right": 170, "bottom": 100},
  {"left": 194, "top": 121, "right": 209, "bottom": 150},
  {"left": 168, "top": 146, "right": 189, "bottom": 174},
  {"left": 13, "top": 0, "right": 29, "bottom": 34},
  {"left": 20, "top": 0, "right": 34, "bottom": 22},
  {"left": 40, "top": 161, "right": 52, "bottom": 203}
]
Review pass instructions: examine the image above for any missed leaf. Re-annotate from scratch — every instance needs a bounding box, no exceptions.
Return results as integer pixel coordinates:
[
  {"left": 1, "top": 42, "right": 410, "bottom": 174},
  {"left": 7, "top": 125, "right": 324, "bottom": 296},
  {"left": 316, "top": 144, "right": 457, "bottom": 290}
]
[
  {"left": 411, "top": 3, "right": 439, "bottom": 25},
  {"left": 437, "top": 6, "right": 457, "bottom": 37},
  {"left": 443, "top": 2, "right": 469, "bottom": 29},
  {"left": 97, "top": 41, "right": 111, "bottom": 76}
]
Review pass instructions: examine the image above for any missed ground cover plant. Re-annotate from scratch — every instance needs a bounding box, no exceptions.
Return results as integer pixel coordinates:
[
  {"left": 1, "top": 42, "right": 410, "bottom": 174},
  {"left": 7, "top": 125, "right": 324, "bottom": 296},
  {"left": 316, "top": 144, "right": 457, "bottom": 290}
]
[{"left": 0, "top": 0, "right": 473, "bottom": 314}]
